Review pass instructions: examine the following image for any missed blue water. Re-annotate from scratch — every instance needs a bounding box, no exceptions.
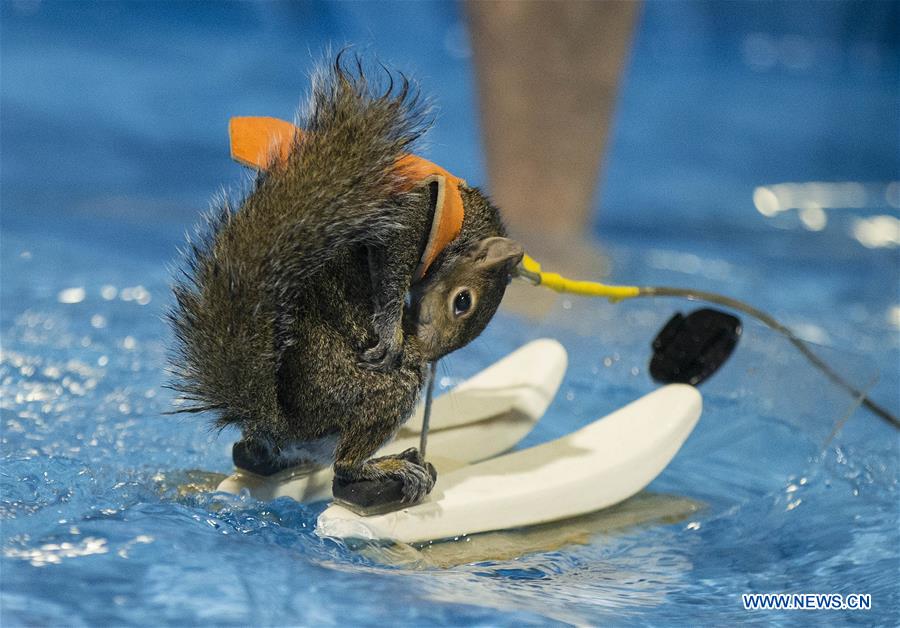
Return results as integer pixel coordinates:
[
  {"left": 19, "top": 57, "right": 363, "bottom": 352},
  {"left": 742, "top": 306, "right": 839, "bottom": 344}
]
[{"left": 2, "top": 1, "right": 898, "bottom": 625}]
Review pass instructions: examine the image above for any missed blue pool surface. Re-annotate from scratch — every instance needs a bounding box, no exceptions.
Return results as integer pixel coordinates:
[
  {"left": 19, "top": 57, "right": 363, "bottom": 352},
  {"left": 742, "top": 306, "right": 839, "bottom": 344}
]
[{"left": 2, "top": 1, "right": 898, "bottom": 625}]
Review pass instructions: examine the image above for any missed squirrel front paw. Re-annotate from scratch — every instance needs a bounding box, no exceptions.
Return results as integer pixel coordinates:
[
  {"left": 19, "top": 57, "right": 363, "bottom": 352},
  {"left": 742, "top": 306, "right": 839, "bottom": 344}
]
[{"left": 359, "top": 325, "right": 404, "bottom": 371}]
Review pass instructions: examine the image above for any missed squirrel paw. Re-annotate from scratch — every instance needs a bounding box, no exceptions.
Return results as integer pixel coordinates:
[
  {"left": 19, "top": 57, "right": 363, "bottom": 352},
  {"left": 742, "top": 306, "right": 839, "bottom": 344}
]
[
  {"left": 396, "top": 459, "right": 437, "bottom": 503},
  {"left": 359, "top": 328, "right": 403, "bottom": 372},
  {"left": 370, "top": 448, "right": 437, "bottom": 503},
  {"left": 393, "top": 447, "right": 427, "bottom": 466}
]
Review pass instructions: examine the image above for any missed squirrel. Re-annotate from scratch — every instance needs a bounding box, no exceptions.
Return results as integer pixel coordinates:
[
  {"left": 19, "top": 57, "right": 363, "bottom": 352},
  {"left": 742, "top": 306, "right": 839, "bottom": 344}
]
[{"left": 168, "top": 55, "right": 523, "bottom": 503}]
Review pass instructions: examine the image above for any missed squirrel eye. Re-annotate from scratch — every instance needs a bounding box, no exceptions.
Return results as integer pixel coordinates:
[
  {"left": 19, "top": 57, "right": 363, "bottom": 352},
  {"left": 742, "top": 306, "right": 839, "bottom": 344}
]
[{"left": 452, "top": 289, "right": 472, "bottom": 317}]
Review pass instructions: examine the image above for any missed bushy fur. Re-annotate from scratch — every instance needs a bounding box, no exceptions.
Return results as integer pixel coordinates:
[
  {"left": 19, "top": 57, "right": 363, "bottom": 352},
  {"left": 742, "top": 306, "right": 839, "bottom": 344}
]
[{"left": 168, "top": 55, "right": 520, "bottom": 499}]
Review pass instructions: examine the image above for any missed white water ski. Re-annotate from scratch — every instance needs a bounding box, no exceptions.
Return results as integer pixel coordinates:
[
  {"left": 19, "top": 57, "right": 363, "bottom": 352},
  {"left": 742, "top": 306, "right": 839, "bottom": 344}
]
[{"left": 316, "top": 384, "right": 702, "bottom": 543}]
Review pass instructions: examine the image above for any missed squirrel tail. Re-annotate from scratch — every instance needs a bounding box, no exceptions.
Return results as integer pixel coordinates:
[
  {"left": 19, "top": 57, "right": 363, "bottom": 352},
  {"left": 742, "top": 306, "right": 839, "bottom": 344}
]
[
  {"left": 167, "top": 54, "right": 430, "bottom": 433},
  {"left": 167, "top": 201, "right": 273, "bottom": 428},
  {"left": 252, "top": 52, "right": 432, "bottom": 283}
]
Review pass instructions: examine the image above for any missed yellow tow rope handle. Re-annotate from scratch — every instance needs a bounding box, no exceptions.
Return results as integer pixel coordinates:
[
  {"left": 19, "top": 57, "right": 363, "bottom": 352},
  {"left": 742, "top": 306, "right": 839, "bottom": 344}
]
[{"left": 518, "top": 254, "right": 641, "bottom": 303}]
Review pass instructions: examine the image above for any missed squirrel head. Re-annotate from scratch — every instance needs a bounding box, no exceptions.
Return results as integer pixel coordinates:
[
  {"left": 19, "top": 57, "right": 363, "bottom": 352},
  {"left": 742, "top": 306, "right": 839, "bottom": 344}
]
[{"left": 407, "top": 235, "right": 524, "bottom": 361}]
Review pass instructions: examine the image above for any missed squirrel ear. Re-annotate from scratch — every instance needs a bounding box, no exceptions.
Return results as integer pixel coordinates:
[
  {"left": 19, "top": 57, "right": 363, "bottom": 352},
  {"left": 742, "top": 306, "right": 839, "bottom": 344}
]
[{"left": 470, "top": 237, "right": 525, "bottom": 270}]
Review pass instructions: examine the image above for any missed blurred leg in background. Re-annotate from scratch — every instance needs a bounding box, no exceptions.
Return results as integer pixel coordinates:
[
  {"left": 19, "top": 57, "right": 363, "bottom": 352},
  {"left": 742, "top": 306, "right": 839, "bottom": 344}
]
[{"left": 467, "top": 0, "right": 639, "bottom": 282}]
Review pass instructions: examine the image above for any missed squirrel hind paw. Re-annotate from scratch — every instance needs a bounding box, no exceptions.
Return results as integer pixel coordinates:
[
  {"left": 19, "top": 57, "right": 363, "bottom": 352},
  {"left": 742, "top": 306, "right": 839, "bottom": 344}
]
[
  {"left": 361, "top": 452, "right": 437, "bottom": 503},
  {"left": 395, "top": 459, "right": 436, "bottom": 503}
]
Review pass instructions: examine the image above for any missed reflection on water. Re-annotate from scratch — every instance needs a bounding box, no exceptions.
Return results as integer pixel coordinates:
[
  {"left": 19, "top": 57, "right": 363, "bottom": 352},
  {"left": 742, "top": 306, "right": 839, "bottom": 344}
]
[
  {"left": 753, "top": 180, "right": 900, "bottom": 244},
  {"left": 364, "top": 492, "right": 703, "bottom": 569},
  {"left": 321, "top": 494, "right": 701, "bottom": 625},
  {"left": 852, "top": 214, "right": 900, "bottom": 249}
]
